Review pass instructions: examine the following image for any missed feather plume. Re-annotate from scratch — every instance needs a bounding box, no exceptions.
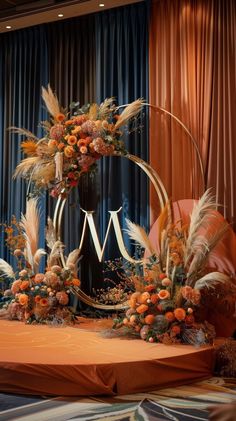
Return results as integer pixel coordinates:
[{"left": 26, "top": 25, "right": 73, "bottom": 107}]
[
  {"left": 47, "top": 240, "right": 64, "bottom": 267},
  {"left": 13, "top": 156, "right": 42, "bottom": 179},
  {"left": 31, "top": 162, "right": 55, "bottom": 185},
  {"left": 186, "top": 220, "right": 229, "bottom": 284},
  {"left": 89, "top": 103, "right": 98, "bottom": 120},
  {"left": 0, "top": 258, "right": 15, "bottom": 279},
  {"left": 185, "top": 189, "right": 216, "bottom": 263},
  {"left": 8, "top": 126, "right": 39, "bottom": 141},
  {"left": 66, "top": 248, "right": 81, "bottom": 266},
  {"left": 114, "top": 99, "right": 143, "bottom": 129},
  {"left": 21, "top": 140, "right": 38, "bottom": 156},
  {"left": 33, "top": 248, "right": 46, "bottom": 273},
  {"left": 124, "top": 219, "right": 156, "bottom": 256},
  {"left": 42, "top": 85, "right": 61, "bottom": 118},
  {"left": 20, "top": 198, "right": 40, "bottom": 269},
  {"left": 98, "top": 97, "right": 115, "bottom": 119},
  {"left": 45, "top": 217, "right": 57, "bottom": 250},
  {"left": 194, "top": 272, "right": 231, "bottom": 290}
]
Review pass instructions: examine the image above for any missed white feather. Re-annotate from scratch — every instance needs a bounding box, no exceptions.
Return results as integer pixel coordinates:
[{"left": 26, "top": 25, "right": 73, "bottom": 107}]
[
  {"left": 0, "top": 259, "right": 15, "bottom": 279},
  {"left": 124, "top": 219, "right": 156, "bottom": 256},
  {"left": 194, "top": 272, "right": 231, "bottom": 290},
  {"left": 33, "top": 248, "right": 46, "bottom": 273},
  {"left": 45, "top": 217, "right": 57, "bottom": 250},
  {"left": 66, "top": 249, "right": 81, "bottom": 266}
]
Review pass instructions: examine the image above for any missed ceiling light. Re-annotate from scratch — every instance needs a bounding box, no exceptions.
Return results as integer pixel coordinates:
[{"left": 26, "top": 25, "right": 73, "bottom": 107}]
[
  {"left": 6, "top": 25, "right": 12, "bottom": 29},
  {"left": 58, "top": 13, "right": 64, "bottom": 18},
  {"left": 99, "top": 3, "right": 105, "bottom": 7}
]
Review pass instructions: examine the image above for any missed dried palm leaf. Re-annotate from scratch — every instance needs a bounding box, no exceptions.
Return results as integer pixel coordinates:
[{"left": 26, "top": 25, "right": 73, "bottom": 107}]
[
  {"left": 0, "top": 258, "right": 15, "bottom": 279},
  {"left": 98, "top": 97, "right": 115, "bottom": 119},
  {"left": 8, "top": 126, "right": 39, "bottom": 141},
  {"left": 114, "top": 99, "right": 143, "bottom": 129},
  {"left": 20, "top": 198, "right": 40, "bottom": 269},
  {"left": 194, "top": 272, "right": 231, "bottom": 290},
  {"left": 124, "top": 219, "right": 156, "bottom": 256},
  {"left": 42, "top": 85, "right": 61, "bottom": 118}
]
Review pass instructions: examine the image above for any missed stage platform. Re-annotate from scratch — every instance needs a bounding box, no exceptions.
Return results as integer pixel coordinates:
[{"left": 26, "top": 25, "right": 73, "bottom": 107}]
[{"left": 0, "top": 319, "right": 215, "bottom": 396}]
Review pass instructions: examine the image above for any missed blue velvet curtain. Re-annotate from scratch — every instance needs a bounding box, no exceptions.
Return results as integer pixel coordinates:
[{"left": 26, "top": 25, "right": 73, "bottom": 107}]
[
  {"left": 0, "top": 2, "right": 150, "bottom": 294},
  {"left": 0, "top": 26, "right": 48, "bottom": 269}
]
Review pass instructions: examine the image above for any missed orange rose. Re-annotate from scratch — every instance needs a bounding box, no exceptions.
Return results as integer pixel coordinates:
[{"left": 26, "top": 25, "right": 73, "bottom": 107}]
[
  {"left": 11, "top": 280, "right": 22, "bottom": 294},
  {"left": 57, "top": 142, "right": 65, "bottom": 150},
  {"left": 20, "top": 280, "right": 30, "bottom": 290},
  {"left": 39, "top": 298, "right": 49, "bottom": 307},
  {"left": 55, "top": 113, "right": 66, "bottom": 122},
  {"left": 136, "top": 304, "right": 149, "bottom": 314},
  {"left": 144, "top": 314, "right": 155, "bottom": 325},
  {"left": 80, "top": 146, "right": 88, "bottom": 154},
  {"left": 64, "top": 145, "right": 74, "bottom": 158},
  {"left": 165, "top": 311, "right": 175, "bottom": 322},
  {"left": 158, "top": 289, "right": 170, "bottom": 300},
  {"left": 18, "top": 294, "right": 29, "bottom": 306},
  {"left": 72, "top": 278, "right": 81, "bottom": 287},
  {"left": 34, "top": 295, "right": 41, "bottom": 303},
  {"left": 138, "top": 292, "right": 150, "bottom": 304},
  {"left": 171, "top": 325, "right": 181, "bottom": 336},
  {"left": 150, "top": 294, "right": 159, "bottom": 304},
  {"left": 67, "top": 135, "right": 77, "bottom": 145},
  {"left": 174, "top": 308, "right": 186, "bottom": 321}
]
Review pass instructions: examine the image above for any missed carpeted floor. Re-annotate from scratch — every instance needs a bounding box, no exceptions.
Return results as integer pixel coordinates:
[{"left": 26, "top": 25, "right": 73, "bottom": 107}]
[{"left": 0, "top": 377, "right": 236, "bottom": 420}]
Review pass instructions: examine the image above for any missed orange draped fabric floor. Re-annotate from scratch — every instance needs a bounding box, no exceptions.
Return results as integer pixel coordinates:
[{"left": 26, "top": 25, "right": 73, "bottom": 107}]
[{"left": 0, "top": 319, "right": 215, "bottom": 396}]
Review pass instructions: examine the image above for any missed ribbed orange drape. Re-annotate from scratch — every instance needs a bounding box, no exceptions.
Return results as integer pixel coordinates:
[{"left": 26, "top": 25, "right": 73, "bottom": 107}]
[{"left": 149, "top": 0, "right": 236, "bottom": 228}]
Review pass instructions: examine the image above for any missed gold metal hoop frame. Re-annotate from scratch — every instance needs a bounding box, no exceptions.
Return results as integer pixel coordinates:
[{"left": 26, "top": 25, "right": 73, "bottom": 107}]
[{"left": 52, "top": 104, "right": 204, "bottom": 310}]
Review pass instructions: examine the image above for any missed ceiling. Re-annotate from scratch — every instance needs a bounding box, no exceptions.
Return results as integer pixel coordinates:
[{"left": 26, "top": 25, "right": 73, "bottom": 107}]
[{"left": 0, "top": 0, "right": 142, "bottom": 32}]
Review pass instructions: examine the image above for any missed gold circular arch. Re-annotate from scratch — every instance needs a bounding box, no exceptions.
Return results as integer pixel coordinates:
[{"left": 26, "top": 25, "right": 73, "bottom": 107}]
[
  {"left": 53, "top": 153, "right": 168, "bottom": 310},
  {"left": 53, "top": 103, "right": 204, "bottom": 310}
]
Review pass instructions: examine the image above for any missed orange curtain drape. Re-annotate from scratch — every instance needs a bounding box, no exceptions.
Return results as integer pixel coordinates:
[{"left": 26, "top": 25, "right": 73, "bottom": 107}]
[{"left": 149, "top": 0, "right": 236, "bottom": 228}]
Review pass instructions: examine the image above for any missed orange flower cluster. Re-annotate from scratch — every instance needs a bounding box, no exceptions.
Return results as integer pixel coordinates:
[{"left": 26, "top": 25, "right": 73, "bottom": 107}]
[
  {"left": 115, "top": 267, "right": 200, "bottom": 344},
  {"left": 7, "top": 266, "right": 80, "bottom": 324},
  {"left": 20, "top": 99, "right": 127, "bottom": 197}
]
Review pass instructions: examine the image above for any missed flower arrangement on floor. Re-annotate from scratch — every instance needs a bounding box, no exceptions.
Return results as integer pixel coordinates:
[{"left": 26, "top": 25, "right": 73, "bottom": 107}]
[
  {"left": 13, "top": 86, "right": 143, "bottom": 197},
  {"left": 113, "top": 190, "right": 236, "bottom": 345},
  {"left": 0, "top": 198, "right": 81, "bottom": 324}
]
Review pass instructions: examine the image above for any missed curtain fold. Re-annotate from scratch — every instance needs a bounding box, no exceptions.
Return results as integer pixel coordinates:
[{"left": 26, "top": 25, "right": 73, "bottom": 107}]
[
  {"left": 0, "top": 26, "right": 48, "bottom": 267},
  {"left": 95, "top": 2, "right": 150, "bottom": 264},
  {"left": 149, "top": 0, "right": 236, "bottom": 229}
]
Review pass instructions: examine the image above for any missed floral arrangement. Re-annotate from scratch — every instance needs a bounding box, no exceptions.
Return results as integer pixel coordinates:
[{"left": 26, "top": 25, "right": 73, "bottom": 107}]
[
  {"left": 13, "top": 86, "right": 143, "bottom": 197},
  {"left": 0, "top": 198, "right": 81, "bottom": 324},
  {"left": 113, "top": 190, "right": 236, "bottom": 345}
]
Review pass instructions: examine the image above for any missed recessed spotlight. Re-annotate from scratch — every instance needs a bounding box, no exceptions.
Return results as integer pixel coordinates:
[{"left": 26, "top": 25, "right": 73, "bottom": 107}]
[
  {"left": 99, "top": 3, "right": 105, "bottom": 7},
  {"left": 6, "top": 25, "right": 12, "bottom": 29},
  {"left": 58, "top": 13, "right": 64, "bottom": 18}
]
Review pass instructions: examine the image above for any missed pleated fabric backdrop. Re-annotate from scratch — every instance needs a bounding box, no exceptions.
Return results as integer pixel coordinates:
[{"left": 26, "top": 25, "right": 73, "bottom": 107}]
[{"left": 0, "top": 2, "right": 150, "bottom": 293}]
